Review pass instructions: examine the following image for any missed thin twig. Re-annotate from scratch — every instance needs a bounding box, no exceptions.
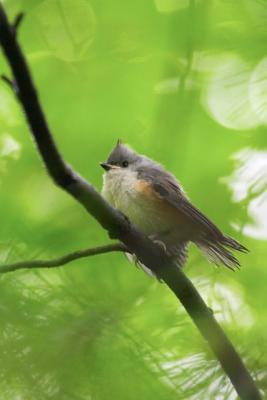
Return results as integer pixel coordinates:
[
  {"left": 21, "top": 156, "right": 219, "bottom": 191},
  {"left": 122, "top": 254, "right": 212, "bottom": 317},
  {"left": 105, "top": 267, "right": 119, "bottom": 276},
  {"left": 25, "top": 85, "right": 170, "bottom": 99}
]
[
  {"left": 0, "top": 243, "right": 127, "bottom": 274},
  {"left": 1, "top": 73, "right": 15, "bottom": 90},
  {"left": 0, "top": 5, "right": 261, "bottom": 400},
  {"left": 13, "top": 12, "right": 24, "bottom": 35}
]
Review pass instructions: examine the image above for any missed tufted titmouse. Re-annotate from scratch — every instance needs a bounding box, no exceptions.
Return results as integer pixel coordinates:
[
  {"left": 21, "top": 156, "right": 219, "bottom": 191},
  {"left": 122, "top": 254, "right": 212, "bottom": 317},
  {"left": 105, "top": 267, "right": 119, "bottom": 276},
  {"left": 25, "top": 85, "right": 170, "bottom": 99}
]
[{"left": 100, "top": 141, "right": 247, "bottom": 273}]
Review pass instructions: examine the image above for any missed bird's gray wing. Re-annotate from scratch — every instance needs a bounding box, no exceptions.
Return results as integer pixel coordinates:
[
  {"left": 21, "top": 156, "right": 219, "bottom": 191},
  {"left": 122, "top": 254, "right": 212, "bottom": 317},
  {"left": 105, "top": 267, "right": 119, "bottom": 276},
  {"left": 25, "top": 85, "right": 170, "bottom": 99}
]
[
  {"left": 138, "top": 166, "right": 248, "bottom": 269},
  {"left": 138, "top": 166, "right": 222, "bottom": 240},
  {"left": 153, "top": 179, "right": 222, "bottom": 239},
  {"left": 138, "top": 166, "right": 247, "bottom": 269}
]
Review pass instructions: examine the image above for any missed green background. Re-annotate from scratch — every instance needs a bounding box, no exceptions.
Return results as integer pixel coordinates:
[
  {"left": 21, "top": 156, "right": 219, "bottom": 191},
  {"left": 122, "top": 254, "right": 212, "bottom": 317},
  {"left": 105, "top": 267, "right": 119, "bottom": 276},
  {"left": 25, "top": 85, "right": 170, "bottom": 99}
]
[{"left": 0, "top": 0, "right": 266, "bottom": 399}]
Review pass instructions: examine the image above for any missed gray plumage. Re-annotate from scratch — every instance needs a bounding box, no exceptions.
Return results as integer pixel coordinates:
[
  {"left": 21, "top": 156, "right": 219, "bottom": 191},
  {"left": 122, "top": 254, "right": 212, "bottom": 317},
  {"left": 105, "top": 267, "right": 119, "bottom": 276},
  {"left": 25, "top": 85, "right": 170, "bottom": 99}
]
[{"left": 101, "top": 142, "right": 248, "bottom": 274}]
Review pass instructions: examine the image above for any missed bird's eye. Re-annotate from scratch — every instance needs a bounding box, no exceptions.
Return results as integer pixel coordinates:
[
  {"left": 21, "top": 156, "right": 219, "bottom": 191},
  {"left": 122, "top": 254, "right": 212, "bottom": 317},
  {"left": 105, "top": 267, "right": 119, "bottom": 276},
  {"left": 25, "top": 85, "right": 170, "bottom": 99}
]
[{"left": 122, "top": 160, "right": 129, "bottom": 168}]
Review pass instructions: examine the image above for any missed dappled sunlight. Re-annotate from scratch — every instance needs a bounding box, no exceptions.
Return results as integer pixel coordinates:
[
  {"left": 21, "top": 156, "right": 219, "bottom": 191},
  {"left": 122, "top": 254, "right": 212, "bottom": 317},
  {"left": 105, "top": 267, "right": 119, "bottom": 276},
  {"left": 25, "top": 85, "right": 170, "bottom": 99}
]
[
  {"left": 201, "top": 51, "right": 267, "bottom": 131},
  {"left": 158, "top": 350, "right": 266, "bottom": 400},
  {"left": 250, "top": 56, "right": 267, "bottom": 124},
  {"left": 244, "top": 195, "right": 267, "bottom": 239},
  {"left": 226, "top": 148, "right": 267, "bottom": 239},
  {"left": 192, "top": 277, "right": 255, "bottom": 327},
  {"left": 0, "top": 86, "right": 22, "bottom": 127},
  {"left": 0, "top": 133, "right": 21, "bottom": 159},
  {"left": 160, "top": 353, "right": 234, "bottom": 399},
  {"left": 0, "top": 133, "right": 21, "bottom": 182},
  {"left": 154, "top": 77, "right": 181, "bottom": 95},
  {"left": 192, "top": 51, "right": 231, "bottom": 74},
  {"left": 202, "top": 54, "right": 260, "bottom": 130}
]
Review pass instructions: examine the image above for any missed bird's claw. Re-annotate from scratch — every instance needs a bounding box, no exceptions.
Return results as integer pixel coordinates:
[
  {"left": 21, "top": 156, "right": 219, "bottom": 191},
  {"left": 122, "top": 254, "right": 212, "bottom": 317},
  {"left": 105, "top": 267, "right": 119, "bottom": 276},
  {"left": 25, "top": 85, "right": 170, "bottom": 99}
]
[{"left": 148, "top": 235, "right": 168, "bottom": 254}]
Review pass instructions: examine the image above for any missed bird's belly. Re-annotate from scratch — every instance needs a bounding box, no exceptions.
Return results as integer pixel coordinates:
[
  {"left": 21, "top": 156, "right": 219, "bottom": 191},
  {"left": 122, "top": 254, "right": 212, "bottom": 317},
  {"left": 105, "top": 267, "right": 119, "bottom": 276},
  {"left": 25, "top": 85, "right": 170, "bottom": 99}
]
[{"left": 115, "top": 189, "right": 176, "bottom": 239}]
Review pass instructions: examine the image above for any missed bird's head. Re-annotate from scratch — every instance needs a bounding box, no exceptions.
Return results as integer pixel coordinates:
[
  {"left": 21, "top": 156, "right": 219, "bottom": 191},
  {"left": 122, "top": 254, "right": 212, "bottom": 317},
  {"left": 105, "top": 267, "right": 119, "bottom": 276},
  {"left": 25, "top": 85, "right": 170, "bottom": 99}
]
[{"left": 100, "top": 140, "right": 143, "bottom": 175}]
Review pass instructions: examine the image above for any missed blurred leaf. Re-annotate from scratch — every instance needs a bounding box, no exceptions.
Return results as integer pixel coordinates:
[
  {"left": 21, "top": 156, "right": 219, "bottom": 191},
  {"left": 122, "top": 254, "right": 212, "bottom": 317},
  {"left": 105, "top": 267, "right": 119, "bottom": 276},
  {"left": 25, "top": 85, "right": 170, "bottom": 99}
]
[{"left": 34, "top": 0, "right": 96, "bottom": 62}]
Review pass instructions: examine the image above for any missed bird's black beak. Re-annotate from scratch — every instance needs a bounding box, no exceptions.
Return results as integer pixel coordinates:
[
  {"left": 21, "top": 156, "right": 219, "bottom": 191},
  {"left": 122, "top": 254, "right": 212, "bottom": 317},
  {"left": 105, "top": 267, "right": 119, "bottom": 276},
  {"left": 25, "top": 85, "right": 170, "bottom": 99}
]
[{"left": 100, "top": 162, "right": 112, "bottom": 171}]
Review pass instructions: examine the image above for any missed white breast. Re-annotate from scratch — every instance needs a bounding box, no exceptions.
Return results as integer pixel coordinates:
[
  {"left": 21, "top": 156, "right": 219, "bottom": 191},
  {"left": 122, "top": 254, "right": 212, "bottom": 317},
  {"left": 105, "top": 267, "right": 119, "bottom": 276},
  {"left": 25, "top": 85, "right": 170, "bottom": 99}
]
[
  {"left": 101, "top": 169, "right": 166, "bottom": 235},
  {"left": 102, "top": 168, "right": 137, "bottom": 209}
]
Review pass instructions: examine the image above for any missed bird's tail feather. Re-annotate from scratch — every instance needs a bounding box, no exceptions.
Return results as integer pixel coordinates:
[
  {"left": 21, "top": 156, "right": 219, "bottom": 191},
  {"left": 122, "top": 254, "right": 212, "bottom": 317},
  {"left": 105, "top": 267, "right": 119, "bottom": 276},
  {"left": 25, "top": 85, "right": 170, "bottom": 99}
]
[{"left": 196, "top": 235, "right": 248, "bottom": 271}]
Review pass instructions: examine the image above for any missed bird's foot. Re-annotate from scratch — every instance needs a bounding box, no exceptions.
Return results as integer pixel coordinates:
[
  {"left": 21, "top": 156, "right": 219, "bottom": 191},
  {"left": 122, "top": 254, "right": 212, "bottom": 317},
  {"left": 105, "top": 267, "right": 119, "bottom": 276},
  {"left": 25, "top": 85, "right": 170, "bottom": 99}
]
[
  {"left": 125, "top": 252, "right": 141, "bottom": 268},
  {"left": 148, "top": 235, "right": 168, "bottom": 254}
]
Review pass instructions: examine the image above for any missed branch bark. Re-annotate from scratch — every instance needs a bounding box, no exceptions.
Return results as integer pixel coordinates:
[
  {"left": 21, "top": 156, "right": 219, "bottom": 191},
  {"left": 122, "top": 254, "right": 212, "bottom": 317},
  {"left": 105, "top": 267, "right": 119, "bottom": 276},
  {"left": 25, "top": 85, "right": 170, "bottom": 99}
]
[
  {"left": 0, "top": 243, "right": 127, "bottom": 274},
  {"left": 0, "top": 6, "right": 261, "bottom": 400}
]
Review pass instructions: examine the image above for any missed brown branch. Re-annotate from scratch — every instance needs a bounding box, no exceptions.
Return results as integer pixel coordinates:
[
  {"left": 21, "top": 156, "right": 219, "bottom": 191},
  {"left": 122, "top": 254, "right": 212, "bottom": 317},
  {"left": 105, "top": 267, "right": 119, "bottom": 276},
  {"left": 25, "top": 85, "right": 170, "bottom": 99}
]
[
  {"left": 0, "top": 6, "right": 261, "bottom": 400},
  {"left": 0, "top": 243, "right": 127, "bottom": 274}
]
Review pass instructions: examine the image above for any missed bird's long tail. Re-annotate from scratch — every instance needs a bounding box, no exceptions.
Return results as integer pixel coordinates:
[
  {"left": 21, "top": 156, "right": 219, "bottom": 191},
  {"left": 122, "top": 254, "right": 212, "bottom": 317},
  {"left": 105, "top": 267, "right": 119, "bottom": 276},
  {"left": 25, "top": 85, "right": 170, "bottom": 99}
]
[{"left": 196, "top": 235, "right": 248, "bottom": 271}]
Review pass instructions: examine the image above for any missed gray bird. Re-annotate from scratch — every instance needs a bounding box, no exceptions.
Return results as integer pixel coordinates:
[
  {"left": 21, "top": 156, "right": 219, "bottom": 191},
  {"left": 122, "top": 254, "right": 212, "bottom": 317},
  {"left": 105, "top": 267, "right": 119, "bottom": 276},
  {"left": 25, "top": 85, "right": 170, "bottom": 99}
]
[{"left": 100, "top": 141, "right": 247, "bottom": 273}]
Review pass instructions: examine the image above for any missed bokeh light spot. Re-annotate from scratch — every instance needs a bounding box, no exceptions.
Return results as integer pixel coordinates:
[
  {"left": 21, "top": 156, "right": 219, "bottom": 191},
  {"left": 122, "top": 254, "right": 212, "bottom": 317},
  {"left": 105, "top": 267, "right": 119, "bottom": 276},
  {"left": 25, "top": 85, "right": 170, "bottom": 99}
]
[{"left": 203, "top": 55, "right": 260, "bottom": 130}]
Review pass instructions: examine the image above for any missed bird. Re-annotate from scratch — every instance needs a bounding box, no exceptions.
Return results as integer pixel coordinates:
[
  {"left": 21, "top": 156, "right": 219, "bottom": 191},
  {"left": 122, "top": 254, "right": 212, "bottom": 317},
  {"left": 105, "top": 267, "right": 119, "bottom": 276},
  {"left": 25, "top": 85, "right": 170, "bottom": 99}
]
[{"left": 100, "top": 141, "right": 248, "bottom": 274}]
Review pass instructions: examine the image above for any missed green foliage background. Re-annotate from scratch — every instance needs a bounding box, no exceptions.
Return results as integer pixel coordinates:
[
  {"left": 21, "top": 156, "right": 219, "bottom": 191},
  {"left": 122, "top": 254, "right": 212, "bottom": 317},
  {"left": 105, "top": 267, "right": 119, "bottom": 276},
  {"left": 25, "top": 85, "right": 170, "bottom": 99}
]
[{"left": 0, "top": 0, "right": 266, "bottom": 399}]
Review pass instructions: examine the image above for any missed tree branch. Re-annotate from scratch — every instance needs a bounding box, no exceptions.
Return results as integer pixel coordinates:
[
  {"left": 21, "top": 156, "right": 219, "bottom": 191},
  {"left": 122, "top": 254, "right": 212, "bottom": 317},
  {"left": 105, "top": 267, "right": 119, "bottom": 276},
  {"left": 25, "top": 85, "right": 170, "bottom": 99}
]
[
  {"left": 0, "top": 6, "right": 261, "bottom": 400},
  {"left": 0, "top": 243, "right": 127, "bottom": 274}
]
